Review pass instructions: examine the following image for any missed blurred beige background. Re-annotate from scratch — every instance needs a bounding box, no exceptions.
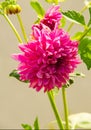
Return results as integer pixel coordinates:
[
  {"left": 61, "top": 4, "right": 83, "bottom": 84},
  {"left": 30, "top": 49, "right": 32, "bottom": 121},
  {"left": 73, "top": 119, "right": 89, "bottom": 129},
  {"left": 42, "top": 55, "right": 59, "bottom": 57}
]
[{"left": 0, "top": 0, "right": 91, "bottom": 129}]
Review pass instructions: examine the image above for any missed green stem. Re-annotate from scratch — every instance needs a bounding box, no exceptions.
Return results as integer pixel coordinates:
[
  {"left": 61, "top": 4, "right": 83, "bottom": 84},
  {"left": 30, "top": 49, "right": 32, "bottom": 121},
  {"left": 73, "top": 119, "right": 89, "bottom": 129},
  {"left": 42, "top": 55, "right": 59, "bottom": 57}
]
[
  {"left": 17, "top": 14, "right": 28, "bottom": 42},
  {"left": 80, "top": 6, "right": 88, "bottom": 14},
  {"left": 62, "top": 87, "right": 69, "bottom": 129},
  {"left": 67, "top": 23, "right": 74, "bottom": 32},
  {"left": 3, "top": 14, "right": 22, "bottom": 43},
  {"left": 47, "top": 91, "right": 64, "bottom": 129},
  {"left": 79, "top": 27, "right": 91, "bottom": 41}
]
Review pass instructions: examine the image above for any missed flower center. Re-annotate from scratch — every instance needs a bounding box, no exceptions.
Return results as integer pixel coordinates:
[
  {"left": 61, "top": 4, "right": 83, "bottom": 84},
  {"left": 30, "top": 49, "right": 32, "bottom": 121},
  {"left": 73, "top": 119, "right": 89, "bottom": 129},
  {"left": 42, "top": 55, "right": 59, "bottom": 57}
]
[
  {"left": 42, "top": 19, "right": 55, "bottom": 30},
  {"left": 47, "top": 55, "right": 63, "bottom": 70},
  {"left": 56, "top": 58, "right": 63, "bottom": 68}
]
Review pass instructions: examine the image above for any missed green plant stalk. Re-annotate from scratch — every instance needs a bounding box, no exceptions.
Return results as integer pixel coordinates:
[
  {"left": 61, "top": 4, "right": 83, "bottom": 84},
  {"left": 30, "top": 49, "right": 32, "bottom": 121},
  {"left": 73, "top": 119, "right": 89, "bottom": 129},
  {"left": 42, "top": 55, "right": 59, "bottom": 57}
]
[
  {"left": 80, "top": 6, "right": 88, "bottom": 14},
  {"left": 17, "top": 14, "right": 28, "bottom": 42},
  {"left": 62, "top": 87, "right": 69, "bottom": 129},
  {"left": 79, "top": 27, "right": 91, "bottom": 41},
  {"left": 67, "top": 5, "right": 88, "bottom": 32},
  {"left": 3, "top": 14, "right": 22, "bottom": 43},
  {"left": 47, "top": 91, "right": 64, "bottom": 129},
  {"left": 67, "top": 22, "right": 74, "bottom": 32}
]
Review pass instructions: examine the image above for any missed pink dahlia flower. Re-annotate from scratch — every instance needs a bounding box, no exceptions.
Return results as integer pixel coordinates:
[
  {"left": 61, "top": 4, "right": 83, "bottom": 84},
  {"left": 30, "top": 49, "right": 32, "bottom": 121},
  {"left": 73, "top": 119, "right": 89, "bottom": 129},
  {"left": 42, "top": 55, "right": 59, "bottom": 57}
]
[
  {"left": 13, "top": 27, "right": 79, "bottom": 92},
  {"left": 33, "top": 5, "right": 62, "bottom": 31}
]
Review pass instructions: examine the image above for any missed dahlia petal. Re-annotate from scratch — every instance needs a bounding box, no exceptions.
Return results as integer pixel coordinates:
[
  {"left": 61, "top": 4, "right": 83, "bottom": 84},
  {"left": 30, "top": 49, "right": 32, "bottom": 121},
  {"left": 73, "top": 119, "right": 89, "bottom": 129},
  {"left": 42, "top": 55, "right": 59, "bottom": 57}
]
[
  {"left": 36, "top": 85, "right": 43, "bottom": 91},
  {"left": 38, "top": 79, "right": 43, "bottom": 86},
  {"left": 19, "top": 44, "right": 26, "bottom": 52},
  {"left": 30, "top": 80, "right": 37, "bottom": 88},
  {"left": 45, "top": 5, "right": 61, "bottom": 19},
  {"left": 33, "top": 26, "right": 41, "bottom": 39},
  {"left": 36, "top": 70, "right": 43, "bottom": 79},
  {"left": 12, "top": 54, "right": 26, "bottom": 62},
  {"left": 12, "top": 54, "right": 19, "bottom": 61}
]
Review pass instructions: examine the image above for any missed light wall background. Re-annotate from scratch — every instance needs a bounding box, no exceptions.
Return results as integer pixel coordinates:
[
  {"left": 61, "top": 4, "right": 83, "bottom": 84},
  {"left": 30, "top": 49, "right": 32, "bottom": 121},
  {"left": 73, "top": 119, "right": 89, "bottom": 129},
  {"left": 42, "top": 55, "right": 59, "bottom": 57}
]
[{"left": 0, "top": 0, "right": 91, "bottom": 129}]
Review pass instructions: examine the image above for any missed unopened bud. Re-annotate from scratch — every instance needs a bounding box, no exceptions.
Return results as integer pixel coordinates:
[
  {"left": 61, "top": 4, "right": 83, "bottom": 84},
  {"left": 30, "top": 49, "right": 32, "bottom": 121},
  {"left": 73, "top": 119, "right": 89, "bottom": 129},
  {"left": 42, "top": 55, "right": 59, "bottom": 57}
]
[
  {"left": 15, "top": 4, "right": 21, "bottom": 14},
  {"left": 5, "top": 4, "right": 21, "bottom": 15}
]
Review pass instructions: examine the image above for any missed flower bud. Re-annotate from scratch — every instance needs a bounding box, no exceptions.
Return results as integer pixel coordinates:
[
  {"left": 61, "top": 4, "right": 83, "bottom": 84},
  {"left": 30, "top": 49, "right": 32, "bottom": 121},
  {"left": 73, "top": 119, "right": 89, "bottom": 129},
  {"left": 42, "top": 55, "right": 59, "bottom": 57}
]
[
  {"left": 15, "top": 5, "right": 21, "bottom": 14},
  {"left": 5, "top": 4, "right": 21, "bottom": 15}
]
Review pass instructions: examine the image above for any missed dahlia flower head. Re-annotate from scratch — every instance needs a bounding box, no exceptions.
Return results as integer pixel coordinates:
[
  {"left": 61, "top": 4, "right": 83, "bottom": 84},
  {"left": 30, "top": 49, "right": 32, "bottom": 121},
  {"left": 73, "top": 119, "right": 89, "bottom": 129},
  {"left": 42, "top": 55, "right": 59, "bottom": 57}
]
[{"left": 13, "top": 5, "right": 80, "bottom": 92}]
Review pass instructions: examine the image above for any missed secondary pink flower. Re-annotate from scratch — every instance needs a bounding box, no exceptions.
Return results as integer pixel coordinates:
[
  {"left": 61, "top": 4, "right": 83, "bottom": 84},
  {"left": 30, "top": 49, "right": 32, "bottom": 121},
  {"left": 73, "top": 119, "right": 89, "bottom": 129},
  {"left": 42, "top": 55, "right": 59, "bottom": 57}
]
[
  {"left": 12, "top": 27, "right": 80, "bottom": 92},
  {"left": 33, "top": 5, "right": 62, "bottom": 31}
]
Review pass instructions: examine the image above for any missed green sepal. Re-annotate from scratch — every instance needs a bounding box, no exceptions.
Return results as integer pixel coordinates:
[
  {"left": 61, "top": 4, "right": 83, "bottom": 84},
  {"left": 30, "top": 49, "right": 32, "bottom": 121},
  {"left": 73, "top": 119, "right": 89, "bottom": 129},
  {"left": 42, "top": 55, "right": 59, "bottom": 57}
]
[
  {"left": 63, "top": 78, "right": 74, "bottom": 88},
  {"left": 34, "top": 18, "right": 40, "bottom": 24},
  {"left": 9, "top": 69, "right": 29, "bottom": 83}
]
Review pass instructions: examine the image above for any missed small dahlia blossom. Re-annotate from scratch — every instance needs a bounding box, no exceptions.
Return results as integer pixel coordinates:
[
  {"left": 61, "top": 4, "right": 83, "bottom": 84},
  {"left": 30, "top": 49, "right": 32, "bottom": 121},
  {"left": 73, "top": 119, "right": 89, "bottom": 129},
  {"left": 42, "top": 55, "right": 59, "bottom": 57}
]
[
  {"left": 13, "top": 27, "right": 79, "bottom": 92},
  {"left": 33, "top": 5, "right": 62, "bottom": 31}
]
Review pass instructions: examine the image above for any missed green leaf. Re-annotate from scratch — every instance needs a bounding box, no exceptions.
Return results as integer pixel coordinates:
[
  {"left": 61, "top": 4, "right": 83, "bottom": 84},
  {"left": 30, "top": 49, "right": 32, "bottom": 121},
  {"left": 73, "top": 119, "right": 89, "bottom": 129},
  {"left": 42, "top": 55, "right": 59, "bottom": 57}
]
[
  {"left": 21, "top": 124, "right": 32, "bottom": 130},
  {"left": 9, "top": 69, "right": 29, "bottom": 83},
  {"left": 33, "top": 117, "right": 40, "bottom": 130},
  {"left": 30, "top": 0, "right": 45, "bottom": 18},
  {"left": 69, "top": 113, "right": 91, "bottom": 129},
  {"left": 88, "top": 8, "right": 91, "bottom": 26},
  {"left": 62, "top": 10, "right": 86, "bottom": 25},
  {"left": 87, "top": 28, "right": 91, "bottom": 36},
  {"left": 79, "top": 37, "right": 91, "bottom": 69},
  {"left": 21, "top": 117, "right": 40, "bottom": 130}
]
